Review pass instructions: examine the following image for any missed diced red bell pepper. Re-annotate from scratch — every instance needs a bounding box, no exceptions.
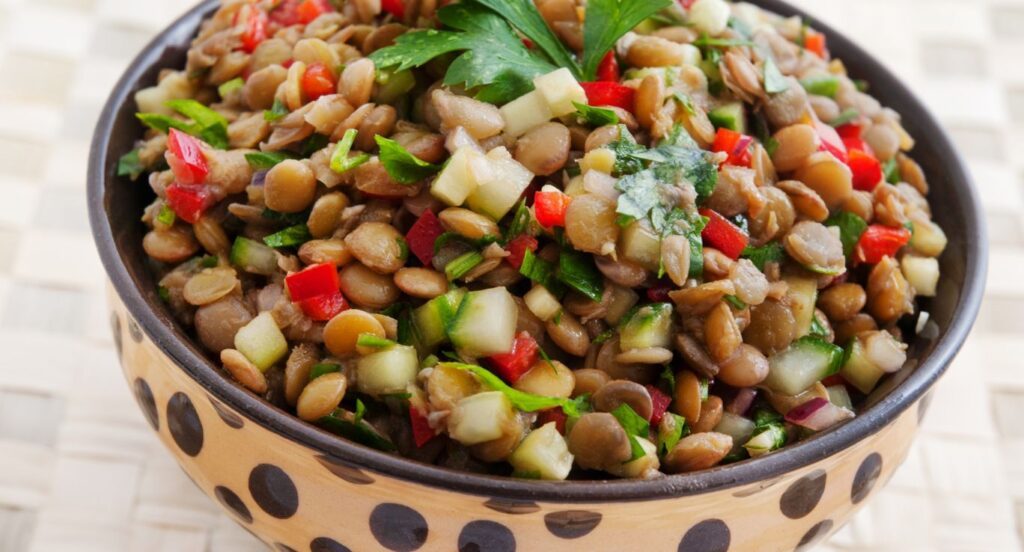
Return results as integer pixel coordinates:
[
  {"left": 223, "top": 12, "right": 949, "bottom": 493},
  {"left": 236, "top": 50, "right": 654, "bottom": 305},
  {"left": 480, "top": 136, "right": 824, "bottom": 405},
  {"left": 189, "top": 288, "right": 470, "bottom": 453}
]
[
  {"left": 301, "top": 62, "right": 336, "bottom": 101},
  {"left": 405, "top": 210, "right": 445, "bottom": 266},
  {"left": 281, "top": 58, "right": 295, "bottom": 69},
  {"left": 804, "top": 30, "right": 828, "bottom": 59},
  {"left": 699, "top": 208, "right": 749, "bottom": 260},
  {"left": 381, "top": 0, "right": 405, "bottom": 19},
  {"left": 488, "top": 332, "right": 540, "bottom": 384},
  {"left": 645, "top": 384, "right": 672, "bottom": 425},
  {"left": 285, "top": 263, "right": 340, "bottom": 302},
  {"left": 580, "top": 81, "right": 636, "bottom": 112},
  {"left": 521, "top": 37, "right": 535, "bottom": 49},
  {"left": 711, "top": 128, "right": 753, "bottom": 167},
  {"left": 240, "top": 6, "right": 268, "bottom": 53},
  {"left": 505, "top": 235, "right": 538, "bottom": 270},
  {"left": 296, "top": 0, "right": 332, "bottom": 24},
  {"left": 298, "top": 290, "right": 348, "bottom": 321},
  {"left": 678, "top": 0, "right": 698, "bottom": 8},
  {"left": 855, "top": 225, "right": 912, "bottom": 264},
  {"left": 410, "top": 406, "right": 437, "bottom": 448},
  {"left": 533, "top": 189, "right": 572, "bottom": 228},
  {"left": 646, "top": 280, "right": 673, "bottom": 302},
  {"left": 537, "top": 408, "right": 567, "bottom": 434},
  {"left": 165, "top": 183, "right": 215, "bottom": 224},
  {"left": 820, "top": 374, "right": 847, "bottom": 388},
  {"left": 815, "top": 121, "right": 848, "bottom": 164},
  {"left": 268, "top": 0, "right": 301, "bottom": 27},
  {"left": 836, "top": 124, "right": 874, "bottom": 156},
  {"left": 596, "top": 51, "right": 620, "bottom": 82},
  {"left": 166, "top": 128, "right": 209, "bottom": 185},
  {"left": 848, "top": 149, "right": 883, "bottom": 192}
]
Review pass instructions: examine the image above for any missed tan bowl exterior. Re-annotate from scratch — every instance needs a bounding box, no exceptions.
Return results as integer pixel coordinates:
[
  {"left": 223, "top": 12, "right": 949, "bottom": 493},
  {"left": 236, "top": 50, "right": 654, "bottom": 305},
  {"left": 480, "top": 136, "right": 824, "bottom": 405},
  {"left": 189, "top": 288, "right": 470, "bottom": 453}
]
[{"left": 110, "top": 291, "right": 926, "bottom": 552}]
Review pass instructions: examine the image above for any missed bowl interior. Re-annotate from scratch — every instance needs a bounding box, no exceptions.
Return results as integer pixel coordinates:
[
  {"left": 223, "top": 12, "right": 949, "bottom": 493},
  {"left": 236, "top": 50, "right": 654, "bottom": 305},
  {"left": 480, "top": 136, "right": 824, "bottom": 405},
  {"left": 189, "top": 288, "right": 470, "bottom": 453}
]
[{"left": 88, "top": 0, "right": 986, "bottom": 501}]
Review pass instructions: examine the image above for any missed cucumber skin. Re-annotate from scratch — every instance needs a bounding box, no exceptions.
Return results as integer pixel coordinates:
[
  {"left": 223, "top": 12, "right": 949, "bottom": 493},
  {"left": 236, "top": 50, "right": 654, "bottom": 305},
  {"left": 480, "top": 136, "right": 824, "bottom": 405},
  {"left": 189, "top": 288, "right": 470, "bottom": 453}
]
[
  {"left": 413, "top": 288, "right": 465, "bottom": 349},
  {"left": 764, "top": 336, "right": 844, "bottom": 395},
  {"left": 448, "top": 288, "right": 517, "bottom": 358},
  {"left": 708, "top": 102, "right": 748, "bottom": 134}
]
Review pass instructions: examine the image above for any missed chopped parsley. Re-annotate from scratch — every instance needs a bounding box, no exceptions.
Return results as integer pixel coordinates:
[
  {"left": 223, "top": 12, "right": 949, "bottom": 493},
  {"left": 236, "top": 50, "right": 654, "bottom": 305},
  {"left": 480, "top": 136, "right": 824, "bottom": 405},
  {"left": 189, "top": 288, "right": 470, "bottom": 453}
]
[
  {"left": 763, "top": 57, "right": 789, "bottom": 94},
  {"left": 137, "top": 99, "right": 230, "bottom": 149},
  {"left": 263, "top": 224, "right": 312, "bottom": 248},
  {"left": 573, "top": 101, "right": 619, "bottom": 127},
  {"left": 264, "top": 99, "right": 289, "bottom": 122},
  {"left": 375, "top": 135, "right": 441, "bottom": 184},
  {"left": 117, "top": 149, "right": 145, "bottom": 180}
]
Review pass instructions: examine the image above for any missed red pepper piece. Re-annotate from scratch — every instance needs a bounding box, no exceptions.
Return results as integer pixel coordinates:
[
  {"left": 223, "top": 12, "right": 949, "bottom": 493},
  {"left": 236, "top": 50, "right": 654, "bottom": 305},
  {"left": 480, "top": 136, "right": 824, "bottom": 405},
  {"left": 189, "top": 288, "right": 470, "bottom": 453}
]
[
  {"left": 537, "top": 408, "right": 567, "bottom": 434},
  {"left": 646, "top": 280, "right": 673, "bottom": 302},
  {"left": 301, "top": 62, "right": 336, "bottom": 101},
  {"left": 405, "top": 210, "right": 445, "bottom": 266},
  {"left": 505, "top": 235, "right": 538, "bottom": 270},
  {"left": 814, "top": 121, "right": 848, "bottom": 163},
  {"left": 678, "top": 0, "right": 698, "bottom": 8},
  {"left": 596, "top": 51, "right": 620, "bottom": 82},
  {"left": 488, "top": 332, "right": 540, "bottom": 384},
  {"left": 285, "top": 263, "right": 340, "bottom": 302},
  {"left": 240, "top": 6, "right": 268, "bottom": 53},
  {"left": 804, "top": 30, "right": 828, "bottom": 59},
  {"left": 410, "top": 406, "right": 437, "bottom": 448},
  {"left": 847, "top": 149, "right": 883, "bottom": 192},
  {"left": 580, "top": 81, "right": 636, "bottom": 112},
  {"left": 533, "top": 189, "right": 572, "bottom": 228},
  {"left": 296, "top": 0, "right": 332, "bottom": 24},
  {"left": 298, "top": 290, "right": 348, "bottom": 321},
  {"left": 268, "top": 0, "right": 301, "bottom": 27},
  {"left": 381, "top": 0, "right": 405, "bottom": 18},
  {"left": 855, "top": 225, "right": 912, "bottom": 264},
  {"left": 645, "top": 384, "right": 672, "bottom": 425},
  {"left": 166, "top": 128, "right": 209, "bottom": 185},
  {"left": 711, "top": 128, "right": 753, "bottom": 167},
  {"left": 820, "top": 374, "right": 847, "bottom": 388},
  {"left": 699, "top": 208, "right": 749, "bottom": 260},
  {"left": 165, "top": 183, "right": 215, "bottom": 224}
]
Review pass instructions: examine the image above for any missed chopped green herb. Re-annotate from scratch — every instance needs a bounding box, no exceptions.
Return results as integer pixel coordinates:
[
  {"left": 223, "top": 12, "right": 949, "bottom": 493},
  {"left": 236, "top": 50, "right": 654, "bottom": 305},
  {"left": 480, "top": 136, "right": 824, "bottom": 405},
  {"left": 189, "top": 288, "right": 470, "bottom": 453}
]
[
  {"left": 330, "top": 128, "right": 370, "bottom": 174},
  {"left": 264, "top": 99, "right": 289, "bottom": 122},
  {"left": 375, "top": 135, "right": 441, "bottom": 184},
  {"left": 800, "top": 75, "right": 840, "bottom": 98},
  {"left": 245, "top": 151, "right": 293, "bottom": 170},
  {"left": 300, "top": 134, "right": 330, "bottom": 157},
  {"left": 503, "top": 199, "right": 536, "bottom": 243},
  {"left": 157, "top": 285, "right": 171, "bottom": 303},
  {"left": 611, "top": 403, "right": 650, "bottom": 461},
  {"left": 824, "top": 211, "right": 868, "bottom": 257},
  {"left": 883, "top": 157, "right": 901, "bottom": 184},
  {"left": 854, "top": 79, "right": 870, "bottom": 92},
  {"left": 261, "top": 208, "right": 309, "bottom": 226},
  {"left": 724, "top": 295, "right": 747, "bottom": 310},
  {"left": 579, "top": 0, "right": 671, "bottom": 80},
  {"left": 660, "top": 365, "right": 676, "bottom": 389},
  {"left": 592, "top": 329, "right": 614, "bottom": 345},
  {"left": 117, "top": 149, "right": 145, "bottom": 180},
  {"left": 263, "top": 224, "right": 311, "bottom": 248},
  {"left": 573, "top": 101, "right": 619, "bottom": 127},
  {"left": 354, "top": 398, "right": 367, "bottom": 424},
  {"left": 445, "top": 250, "right": 484, "bottom": 281},
  {"left": 475, "top": 0, "right": 583, "bottom": 78},
  {"left": 199, "top": 255, "right": 219, "bottom": 268},
  {"left": 309, "top": 363, "right": 341, "bottom": 381},
  {"left": 752, "top": 113, "right": 779, "bottom": 157},
  {"left": 740, "top": 242, "right": 785, "bottom": 271},
  {"left": 137, "top": 99, "right": 230, "bottom": 149},
  {"left": 657, "top": 412, "right": 689, "bottom": 457},
  {"left": 318, "top": 409, "right": 396, "bottom": 452},
  {"left": 356, "top": 334, "right": 397, "bottom": 349},
  {"left": 217, "top": 77, "right": 245, "bottom": 99},
  {"left": 156, "top": 204, "right": 176, "bottom": 226},
  {"left": 671, "top": 91, "right": 696, "bottom": 116},
  {"left": 694, "top": 35, "right": 755, "bottom": 49},
  {"left": 519, "top": 249, "right": 566, "bottom": 295},
  {"left": 605, "top": 126, "right": 648, "bottom": 175},
  {"left": 830, "top": 108, "right": 860, "bottom": 128},
  {"left": 445, "top": 362, "right": 587, "bottom": 417},
  {"left": 763, "top": 57, "right": 789, "bottom": 94},
  {"left": 557, "top": 249, "right": 603, "bottom": 302}
]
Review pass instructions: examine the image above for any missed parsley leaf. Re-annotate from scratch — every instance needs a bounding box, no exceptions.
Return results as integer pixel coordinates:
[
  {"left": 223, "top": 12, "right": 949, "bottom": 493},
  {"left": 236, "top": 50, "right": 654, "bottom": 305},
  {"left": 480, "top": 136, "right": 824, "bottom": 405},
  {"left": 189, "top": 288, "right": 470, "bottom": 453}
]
[
  {"left": 580, "top": 0, "right": 671, "bottom": 80},
  {"left": 330, "top": 128, "right": 370, "bottom": 174},
  {"left": 573, "top": 101, "right": 619, "bottom": 127},
  {"left": 473, "top": 0, "right": 582, "bottom": 78},
  {"left": 657, "top": 412, "right": 689, "bottom": 457},
  {"left": 611, "top": 403, "right": 650, "bottom": 461},
  {"left": 245, "top": 151, "right": 294, "bottom": 170},
  {"left": 830, "top": 108, "right": 860, "bottom": 128},
  {"left": 557, "top": 249, "right": 603, "bottom": 302},
  {"left": 605, "top": 126, "right": 648, "bottom": 176},
  {"left": 264, "top": 99, "right": 288, "bottom": 122},
  {"left": 117, "top": 149, "right": 145, "bottom": 180},
  {"left": 824, "top": 211, "right": 868, "bottom": 257},
  {"left": 164, "top": 99, "right": 230, "bottom": 149},
  {"left": 741, "top": 242, "right": 785, "bottom": 271},
  {"left": 218, "top": 77, "right": 245, "bottom": 99},
  {"left": 520, "top": 249, "right": 567, "bottom": 296},
  {"left": 445, "top": 362, "right": 587, "bottom": 417},
  {"left": 263, "top": 224, "right": 311, "bottom": 248},
  {"left": 763, "top": 57, "right": 789, "bottom": 94},
  {"left": 375, "top": 135, "right": 441, "bottom": 184},
  {"left": 370, "top": 3, "right": 559, "bottom": 104}
]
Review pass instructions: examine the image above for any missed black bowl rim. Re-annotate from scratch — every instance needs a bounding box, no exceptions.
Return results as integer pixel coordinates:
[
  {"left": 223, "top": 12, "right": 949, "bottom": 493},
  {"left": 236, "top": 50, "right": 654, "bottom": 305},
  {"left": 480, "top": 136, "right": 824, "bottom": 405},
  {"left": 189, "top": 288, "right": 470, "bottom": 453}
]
[{"left": 88, "top": 0, "right": 987, "bottom": 502}]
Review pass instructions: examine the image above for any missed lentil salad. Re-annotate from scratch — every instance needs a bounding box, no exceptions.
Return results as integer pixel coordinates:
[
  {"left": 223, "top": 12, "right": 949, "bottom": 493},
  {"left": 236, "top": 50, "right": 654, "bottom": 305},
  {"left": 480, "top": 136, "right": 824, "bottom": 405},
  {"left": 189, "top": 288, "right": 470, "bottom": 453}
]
[{"left": 119, "top": 0, "right": 947, "bottom": 480}]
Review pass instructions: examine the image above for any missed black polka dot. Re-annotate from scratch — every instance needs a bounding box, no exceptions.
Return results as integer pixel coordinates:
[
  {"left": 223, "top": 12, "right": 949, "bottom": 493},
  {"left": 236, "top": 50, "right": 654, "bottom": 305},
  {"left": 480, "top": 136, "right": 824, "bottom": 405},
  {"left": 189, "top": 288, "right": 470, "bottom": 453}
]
[
  {"left": 315, "top": 455, "right": 374, "bottom": 485},
  {"left": 780, "top": 469, "right": 826, "bottom": 519},
  {"left": 483, "top": 498, "right": 540, "bottom": 515},
  {"left": 369, "top": 503, "right": 428, "bottom": 551},
  {"left": 918, "top": 391, "right": 934, "bottom": 424},
  {"left": 544, "top": 510, "right": 602, "bottom": 539},
  {"left": 851, "top": 453, "right": 883, "bottom": 505},
  {"left": 166, "top": 392, "right": 203, "bottom": 457},
  {"left": 133, "top": 378, "right": 159, "bottom": 431},
  {"left": 208, "top": 396, "right": 244, "bottom": 429},
  {"left": 678, "top": 519, "right": 730, "bottom": 552},
  {"left": 110, "top": 312, "right": 123, "bottom": 361},
  {"left": 249, "top": 464, "right": 299, "bottom": 519},
  {"left": 310, "top": 537, "right": 352, "bottom": 552},
  {"left": 128, "top": 317, "right": 143, "bottom": 342},
  {"left": 795, "top": 519, "right": 833, "bottom": 552},
  {"left": 274, "top": 544, "right": 297, "bottom": 552},
  {"left": 214, "top": 486, "right": 252, "bottom": 524},
  {"left": 458, "top": 520, "right": 515, "bottom": 552}
]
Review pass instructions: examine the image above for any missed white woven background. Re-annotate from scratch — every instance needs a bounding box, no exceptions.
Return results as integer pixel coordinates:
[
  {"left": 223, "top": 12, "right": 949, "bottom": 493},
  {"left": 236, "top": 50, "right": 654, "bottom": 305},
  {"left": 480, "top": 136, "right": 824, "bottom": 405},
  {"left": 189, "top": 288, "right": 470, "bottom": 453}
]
[{"left": 0, "top": 0, "right": 1021, "bottom": 550}]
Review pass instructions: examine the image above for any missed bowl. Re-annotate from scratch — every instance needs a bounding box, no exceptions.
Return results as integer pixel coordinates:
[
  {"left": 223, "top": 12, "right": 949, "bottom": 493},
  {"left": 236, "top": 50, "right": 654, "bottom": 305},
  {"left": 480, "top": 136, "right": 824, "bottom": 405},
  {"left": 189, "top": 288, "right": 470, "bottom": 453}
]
[{"left": 88, "top": 1, "right": 987, "bottom": 550}]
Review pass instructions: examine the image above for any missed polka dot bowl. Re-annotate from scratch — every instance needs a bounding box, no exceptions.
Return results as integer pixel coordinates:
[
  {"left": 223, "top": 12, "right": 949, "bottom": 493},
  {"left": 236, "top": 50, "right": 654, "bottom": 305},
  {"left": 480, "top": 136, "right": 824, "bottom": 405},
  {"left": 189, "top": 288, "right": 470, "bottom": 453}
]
[{"left": 88, "top": 1, "right": 986, "bottom": 550}]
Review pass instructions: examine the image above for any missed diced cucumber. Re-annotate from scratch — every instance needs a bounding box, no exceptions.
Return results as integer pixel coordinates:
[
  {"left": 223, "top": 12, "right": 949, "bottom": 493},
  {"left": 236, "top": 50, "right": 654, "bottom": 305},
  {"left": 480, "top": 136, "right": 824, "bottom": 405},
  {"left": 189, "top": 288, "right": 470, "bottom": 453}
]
[
  {"left": 763, "top": 336, "right": 844, "bottom": 395},
  {"left": 431, "top": 147, "right": 491, "bottom": 207},
  {"left": 619, "top": 303, "right": 673, "bottom": 351},
  {"left": 744, "top": 425, "right": 786, "bottom": 458},
  {"left": 500, "top": 90, "right": 554, "bottom": 138},
  {"left": 619, "top": 220, "right": 662, "bottom": 272},
  {"left": 533, "top": 68, "right": 588, "bottom": 118},
  {"left": 356, "top": 344, "right": 419, "bottom": 397},
  {"left": 509, "top": 422, "right": 574, "bottom": 481},
  {"left": 901, "top": 255, "right": 939, "bottom": 297},
  {"left": 524, "top": 285, "right": 561, "bottom": 322},
  {"left": 783, "top": 275, "right": 818, "bottom": 337},
  {"left": 448, "top": 287, "right": 518, "bottom": 358},
  {"left": 448, "top": 391, "right": 515, "bottom": 445},
  {"left": 708, "top": 102, "right": 748, "bottom": 134},
  {"left": 465, "top": 147, "right": 534, "bottom": 221},
  {"left": 607, "top": 437, "right": 659, "bottom": 479},
  {"left": 230, "top": 237, "right": 279, "bottom": 276},
  {"left": 714, "top": 412, "right": 756, "bottom": 455},
  {"left": 840, "top": 337, "right": 885, "bottom": 394},
  {"left": 826, "top": 385, "right": 854, "bottom": 410},
  {"left": 413, "top": 288, "right": 466, "bottom": 350},
  {"left": 234, "top": 312, "right": 288, "bottom": 371}
]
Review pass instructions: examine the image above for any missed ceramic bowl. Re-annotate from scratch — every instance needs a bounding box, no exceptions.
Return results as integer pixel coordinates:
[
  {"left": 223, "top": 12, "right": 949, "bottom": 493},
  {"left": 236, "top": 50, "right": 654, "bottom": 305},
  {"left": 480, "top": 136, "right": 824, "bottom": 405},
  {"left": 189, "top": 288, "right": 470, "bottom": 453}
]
[{"left": 88, "top": 1, "right": 987, "bottom": 550}]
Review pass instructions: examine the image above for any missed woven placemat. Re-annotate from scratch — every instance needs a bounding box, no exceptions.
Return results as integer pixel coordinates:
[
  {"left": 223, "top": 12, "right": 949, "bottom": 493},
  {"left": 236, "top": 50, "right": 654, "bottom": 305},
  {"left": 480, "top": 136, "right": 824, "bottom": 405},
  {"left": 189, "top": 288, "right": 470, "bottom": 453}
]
[{"left": 0, "top": 0, "right": 1021, "bottom": 549}]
